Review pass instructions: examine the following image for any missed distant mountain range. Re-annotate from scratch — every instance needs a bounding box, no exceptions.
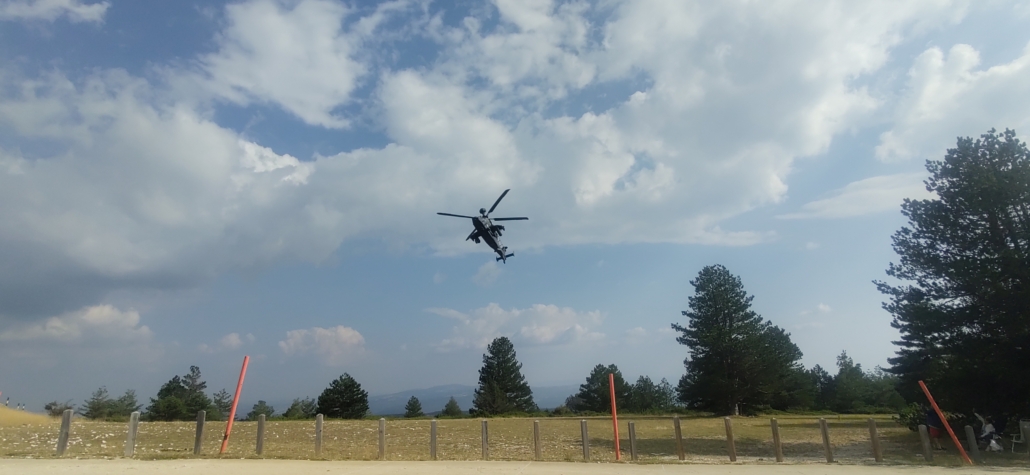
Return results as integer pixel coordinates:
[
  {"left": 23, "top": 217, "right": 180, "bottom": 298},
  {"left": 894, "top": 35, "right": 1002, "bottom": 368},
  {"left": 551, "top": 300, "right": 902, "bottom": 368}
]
[{"left": 367, "top": 383, "right": 580, "bottom": 416}]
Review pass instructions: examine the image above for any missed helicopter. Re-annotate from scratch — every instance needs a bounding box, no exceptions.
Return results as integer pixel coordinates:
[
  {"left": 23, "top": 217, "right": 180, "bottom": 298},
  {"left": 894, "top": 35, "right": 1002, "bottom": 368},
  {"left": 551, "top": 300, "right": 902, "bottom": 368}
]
[{"left": 437, "top": 189, "right": 528, "bottom": 263}]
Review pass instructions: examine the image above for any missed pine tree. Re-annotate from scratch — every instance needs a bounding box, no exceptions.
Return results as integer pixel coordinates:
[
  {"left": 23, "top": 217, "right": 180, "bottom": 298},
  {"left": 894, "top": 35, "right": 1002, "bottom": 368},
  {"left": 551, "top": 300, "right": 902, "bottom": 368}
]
[
  {"left": 81, "top": 387, "right": 112, "bottom": 420},
  {"left": 403, "top": 396, "right": 424, "bottom": 418},
  {"left": 111, "top": 390, "right": 142, "bottom": 418},
  {"left": 146, "top": 367, "right": 214, "bottom": 421},
  {"left": 283, "top": 397, "right": 318, "bottom": 419},
  {"left": 211, "top": 389, "right": 233, "bottom": 421},
  {"left": 574, "top": 364, "right": 631, "bottom": 413},
  {"left": 247, "top": 400, "right": 275, "bottom": 420},
  {"left": 877, "top": 129, "right": 1030, "bottom": 416},
  {"left": 441, "top": 397, "right": 463, "bottom": 417},
  {"left": 317, "top": 373, "right": 369, "bottom": 419},
  {"left": 471, "top": 337, "right": 536, "bottom": 415},
  {"left": 672, "top": 265, "right": 803, "bottom": 415}
]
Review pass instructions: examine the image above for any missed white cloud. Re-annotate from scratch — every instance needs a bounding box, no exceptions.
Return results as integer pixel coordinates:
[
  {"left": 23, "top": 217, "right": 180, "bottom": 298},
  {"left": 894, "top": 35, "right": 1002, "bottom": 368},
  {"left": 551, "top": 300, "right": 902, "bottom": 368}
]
[
  {"left": 278, "top": 325, "right": 365, "bottom": 365},
  {"left": 0, "top": 305, "right": 151, "bottom": 342},
  {"left": 817, "top": 303, "right": 832, "bottom": 313},
  {"left": 433, "top": 272, "right": 446, "bottom": 284},
  {"left": 188, "top": 0, "right": 418, "bottom": 128},
  {"left": 472, "top": 261, "right": 502, "bottom": 286},
  {"left": 0, "top": 0, "right": 109, "bottom": 23},
  {"left": 805, "top": 242, "right": 820, "bottom": 250},
  {"left": 777, "top": 173, "right": 933, "bottom": 219},
  {"left": 199, "top": 332, "right": 253, "bottom": 353},
  {"left": 428, "top": 303, "right": 603, "bottom": 351},
  {"left": 877, "top": 42, "right": 1030, "bottom": 162}
]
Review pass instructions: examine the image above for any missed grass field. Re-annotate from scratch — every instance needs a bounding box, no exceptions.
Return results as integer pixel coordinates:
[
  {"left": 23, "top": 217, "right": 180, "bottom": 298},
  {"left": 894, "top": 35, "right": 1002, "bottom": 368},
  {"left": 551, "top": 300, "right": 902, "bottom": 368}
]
[{"left": 1, "top": 413, "right": 1027, "bottom": 466}]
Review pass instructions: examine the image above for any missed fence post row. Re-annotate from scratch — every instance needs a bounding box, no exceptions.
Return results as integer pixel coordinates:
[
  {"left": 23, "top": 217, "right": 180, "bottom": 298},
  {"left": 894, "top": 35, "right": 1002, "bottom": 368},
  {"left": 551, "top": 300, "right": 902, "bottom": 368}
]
[
  {"left": 56, "top": 409, "right": 73, "bottom": 456},
  {"left": 819, "top": 418, "right": 834, "bottom": 463},
  {"left": 378, "top": 418, "right": 386, "bottom": 461},
  {"left": 315, "top": 414, "right": 323, "bottom": 457},
  {"left": 533, "top": 420, "right": 542, "bottom": 461},
  {"left": 628, "top": 421, "right": 638, "bottom": 461},
  {"left": 256, "top": 414, "right": 265, "bottom": 455},
  {"left": 194, "top": 410, "right": 206, "bottom": 455},
  {"left": 124, "top": 411, "right": 140, "bottom": 457},
  {"left": 918, "top": 424, "right": 933, "bottom": 462},
  {"left": 770, "top": 418, "right": 784, "bottom": 462},
  {"left": 430, "top": 419, "right": 438, "bottom": 460},
  {"left": 867, "top": 418, "right": 882, "bottom": 463},
  {"left": 481, "top": 419, "right": 489, "bottom": 460},
  {"left": 580, "top": 419, "right": 590, "bottom": 461},
  {"left": 673, "top": 416, "right": 685, "bottom": 461},
  {"left": 724, "top": 417, "right": 736, "bottom": 462}
]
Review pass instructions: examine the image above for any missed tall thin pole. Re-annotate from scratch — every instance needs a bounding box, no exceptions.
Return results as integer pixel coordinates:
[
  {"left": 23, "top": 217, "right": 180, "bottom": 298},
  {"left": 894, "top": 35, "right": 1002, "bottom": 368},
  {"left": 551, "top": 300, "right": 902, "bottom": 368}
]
[
  {"left": 918, "top": 380, "right": 971, "bottom": 465},
  {"left": 220, "top": 355, "right": 250, "bottom": 455},
  {"left": 609, "top": 373, "right": 621, "bottom": 461}
]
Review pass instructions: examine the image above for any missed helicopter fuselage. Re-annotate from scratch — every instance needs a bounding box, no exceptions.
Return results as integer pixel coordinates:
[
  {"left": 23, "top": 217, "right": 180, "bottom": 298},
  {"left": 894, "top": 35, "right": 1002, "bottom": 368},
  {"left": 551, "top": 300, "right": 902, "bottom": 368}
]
[{"left": 472, "top": 216, "right": 506, "bottom": 259}]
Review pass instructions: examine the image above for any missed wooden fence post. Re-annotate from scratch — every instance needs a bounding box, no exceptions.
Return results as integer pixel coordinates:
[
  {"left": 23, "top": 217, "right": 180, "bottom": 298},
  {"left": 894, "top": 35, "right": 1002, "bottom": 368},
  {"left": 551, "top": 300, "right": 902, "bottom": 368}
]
[
  {"left": 771, "top": 418, "right": 784, "bottom": 462},
  {"left": 430, "top": 419, "right": 438, "bottom": 460},
  {"left": 918, "top": 424, "right": 933, "bottom": 462},
  {"left": 673, "top": 416, "right": 684, "bottom": 460},
  {"left": 724, "top": 417, "right": 736, "bottom": 462},
  {"left": 315, "top": 414, "right": 323, "bottom": 457},
  {"left": 868, "top": 418, "right": 882, "bottom": 462},
  {"left": 819, "top": 418, "right": 834, "bottom": 463},
  {"left": 628, "top": 421, "right": 638, "bottom": 461},
  {"left": 256, "top": 414, "right": 265, "bottom": 455},
  {"left": 193, "top": 410, "right": 206, "bottom": 455},
  {"left": 580, "top": 419, "right": 590, "bottom": 461},
  {"left": 533, "top": 420, "right": 541, "bottom": 461},
  {"left": 964, "top": 425, "right": 980, "bottom": 464},
  {"left": 378, "top": 418, "right": 386, "bottom": 460},
  {"left": 481, "top": 419, "right": 489, "bottom": 460},
  {"left": 124, "top": 411, "right": 140, "bottom": 457},
  {"left": 56, "top": 409, "right": 72, "bottom": 456}
]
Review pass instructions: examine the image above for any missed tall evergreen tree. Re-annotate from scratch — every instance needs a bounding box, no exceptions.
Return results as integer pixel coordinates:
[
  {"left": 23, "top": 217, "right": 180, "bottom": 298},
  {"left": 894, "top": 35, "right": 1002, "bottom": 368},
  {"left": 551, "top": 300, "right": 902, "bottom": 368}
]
[
  {"left": 145, "top": 367, "right": 214, "bottom": 421},
  {"left": 317, "top": 373, "right": 369, "bottom": 419},
  {"left": 282, "top": 397, "right": 318, "bottom": 419},
  {"left": 81, "top": 387, "right": 112, "bottom": 420},
  {"left": 672, "top": 265, "right": 803, "bottom": 415},
  {"left": 471, "top": 337, "right": 536, "bottom": 415},
  {"left": 441, "top": 397, "right": 463, "bottom": 417},
  {"left": 877, "top": 128, "right": 1030, "bottom": 416},
  {"left": 404, "top": 396, "right": 424, "bottom": 418},
  {"left": 211, "top": 389, "right": 233, "bottom": 421},
  {"left": 247, "top": 400, "right": 275, "bottom": 420},
  {"left": 111, "top": 390, "right": 142, "bottom": 418},
  {"left": 574, "top": 364, "right": 631, "bottom": 413}
]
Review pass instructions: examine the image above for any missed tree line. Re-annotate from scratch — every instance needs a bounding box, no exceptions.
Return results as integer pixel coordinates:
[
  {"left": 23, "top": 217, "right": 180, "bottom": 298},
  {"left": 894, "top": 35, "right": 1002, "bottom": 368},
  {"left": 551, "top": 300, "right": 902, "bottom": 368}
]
[{"left": 61, "top": 129, "right": 1029, "bottom": 424}]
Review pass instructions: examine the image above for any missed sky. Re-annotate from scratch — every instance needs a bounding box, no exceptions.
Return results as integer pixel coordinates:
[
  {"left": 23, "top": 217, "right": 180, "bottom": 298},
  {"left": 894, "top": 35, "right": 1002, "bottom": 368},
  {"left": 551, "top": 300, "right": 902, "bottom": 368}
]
[{"left": 1, "top": 0, "right": 1029, "bottom": 413}]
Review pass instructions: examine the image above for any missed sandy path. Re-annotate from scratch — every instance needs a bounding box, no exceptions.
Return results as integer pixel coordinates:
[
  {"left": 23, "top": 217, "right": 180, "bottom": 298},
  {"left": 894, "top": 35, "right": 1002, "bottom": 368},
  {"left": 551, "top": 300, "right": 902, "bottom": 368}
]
[{"left": 0, "top": 459, "right": 1018, "bottom": 475}]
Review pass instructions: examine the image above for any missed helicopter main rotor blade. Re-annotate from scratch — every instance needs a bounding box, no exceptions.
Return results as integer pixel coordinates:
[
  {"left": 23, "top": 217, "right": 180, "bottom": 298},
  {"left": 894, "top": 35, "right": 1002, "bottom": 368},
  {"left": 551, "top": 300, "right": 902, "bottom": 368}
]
[
  {"left": 437, "top": 212, "right": 477, "bottom": 218},
  {"left": 487, "top": 189, "right": 510, "bottom": 215},
  {"left": 492, "top": 217, "right": 528, "bottom": 221}
]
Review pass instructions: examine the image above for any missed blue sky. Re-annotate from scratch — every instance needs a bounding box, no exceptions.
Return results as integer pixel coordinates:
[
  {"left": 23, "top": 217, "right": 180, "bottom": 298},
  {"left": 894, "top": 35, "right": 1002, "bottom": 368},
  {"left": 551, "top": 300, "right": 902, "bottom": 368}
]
[{"left": 1, "top": 0, "right": 1029, "bottom": 412}]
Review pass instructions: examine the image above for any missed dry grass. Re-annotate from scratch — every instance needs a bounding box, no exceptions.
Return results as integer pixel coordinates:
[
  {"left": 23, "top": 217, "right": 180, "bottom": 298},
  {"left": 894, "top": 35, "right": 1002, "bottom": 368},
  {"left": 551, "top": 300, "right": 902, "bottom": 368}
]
[
  {"left": 1, "top": 413, "right": 1028, "bottom": 466},
  {"left": 0, "top": 407, "right": 54, "bottom": 428}
]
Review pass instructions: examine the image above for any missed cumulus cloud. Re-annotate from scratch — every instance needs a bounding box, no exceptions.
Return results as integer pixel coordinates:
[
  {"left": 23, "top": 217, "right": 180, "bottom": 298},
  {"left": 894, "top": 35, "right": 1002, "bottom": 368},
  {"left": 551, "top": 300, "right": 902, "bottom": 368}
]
[
  {"left": 0, "top": 0, "right": 995, "bottom": 325},
  {"left": 198, "top": 332, "right": 254, "bottom": 353},
  {"left": 278, "top": 325, "right": 365, "bottom": 365},
  {"left": 877, "top": 42, "right": 1030, "bottom": 162},
  {"left": 0, "top": 0, "right": 109, "bottom": 23},
  {"left": 777, "top": 173, "right": 933, "bottom": 219},
  {"left": 427, "top": 303, "right": 603, "bottom": 351},
  {"left": 0, "top": 305, "right": 151, "bottom": 342},
  {"left": 472, "top": 261, "right": 502, "bottom": 286}
]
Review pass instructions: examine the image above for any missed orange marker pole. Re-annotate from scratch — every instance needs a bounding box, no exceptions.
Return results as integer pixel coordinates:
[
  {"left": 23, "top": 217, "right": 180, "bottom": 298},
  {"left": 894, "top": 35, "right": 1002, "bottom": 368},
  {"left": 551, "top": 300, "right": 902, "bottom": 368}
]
[
  {"left": 219, "top": 355, "right": 249, "bottom": 455},
  {"left": 918, "top": 380, "right": 971, "bottom": 465},
  {"left": 609, "top": 373, "right": 621, "bottom": 461}
]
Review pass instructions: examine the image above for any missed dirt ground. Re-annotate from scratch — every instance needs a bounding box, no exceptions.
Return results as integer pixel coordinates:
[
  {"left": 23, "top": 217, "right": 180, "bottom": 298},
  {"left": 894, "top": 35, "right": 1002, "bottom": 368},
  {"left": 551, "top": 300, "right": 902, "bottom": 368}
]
[{"left": 0, "top": 459, "right": 1021, "bottom": 475}]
